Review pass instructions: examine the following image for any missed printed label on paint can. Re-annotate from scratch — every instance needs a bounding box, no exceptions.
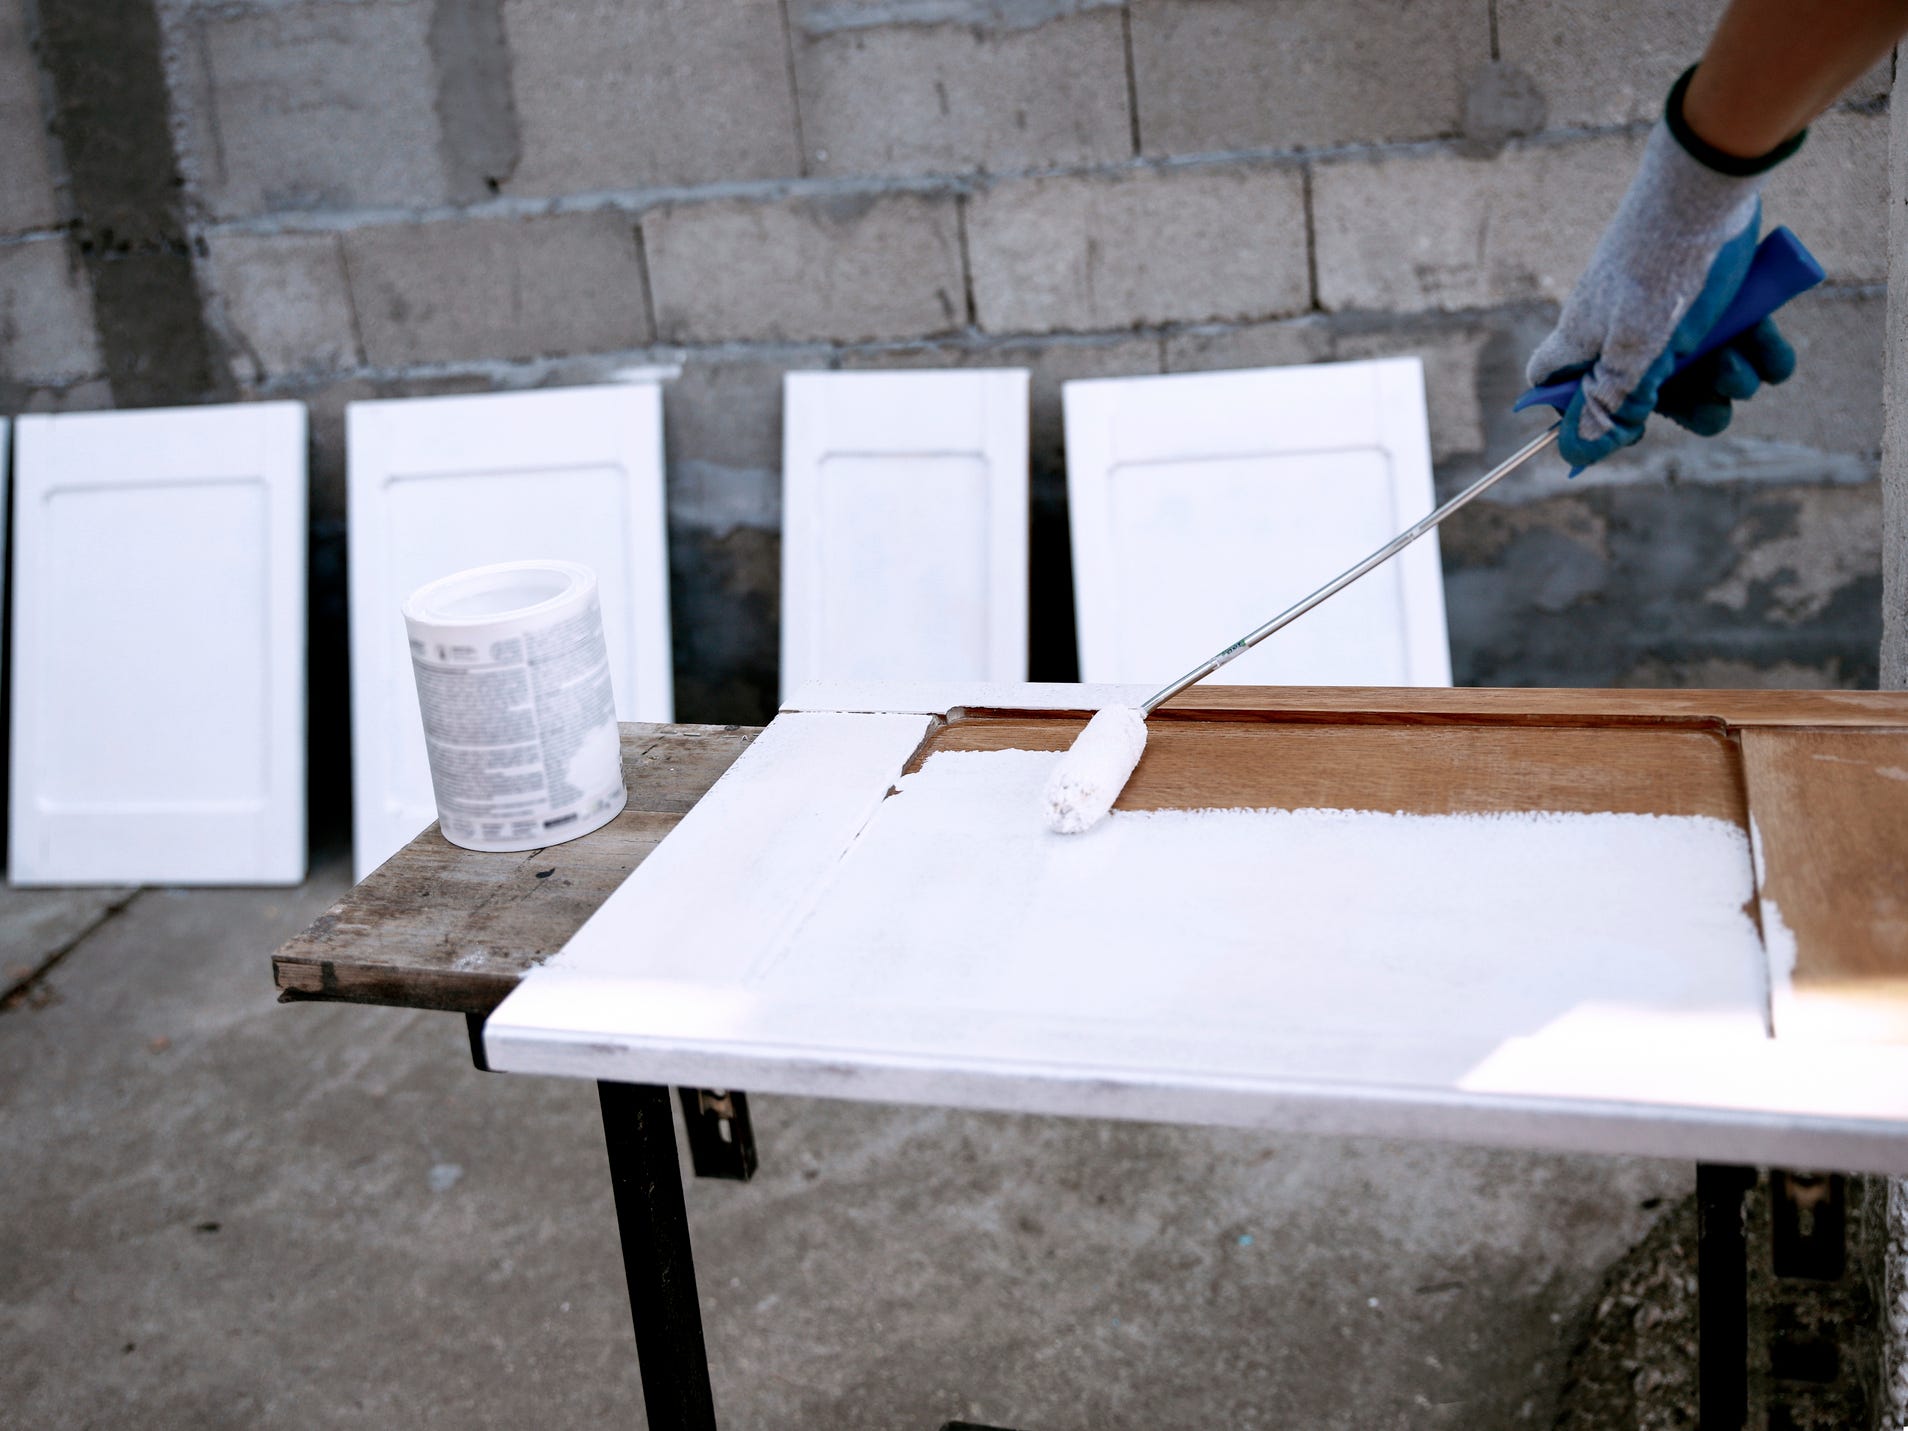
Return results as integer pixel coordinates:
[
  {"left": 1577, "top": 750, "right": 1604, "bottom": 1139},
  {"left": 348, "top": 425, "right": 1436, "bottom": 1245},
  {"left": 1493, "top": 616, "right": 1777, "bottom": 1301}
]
[{"left": 402, "top": 559, "right": 628, "bottom": 854}]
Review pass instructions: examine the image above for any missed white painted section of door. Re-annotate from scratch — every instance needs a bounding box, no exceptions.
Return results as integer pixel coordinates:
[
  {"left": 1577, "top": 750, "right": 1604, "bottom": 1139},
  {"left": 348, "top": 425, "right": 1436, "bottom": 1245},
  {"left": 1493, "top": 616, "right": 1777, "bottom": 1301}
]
[
  {"left": 780, "top": 370, "right": 1029, "bottom": 697},
  {"left": 347, "top": 382, "right": 672, "bottom": 880},
  {"left": 9, "top": 403, "right": 308, "bottom": 886},
  {"left": 1063, "top": 359, "right": 1451, "bottom": 688},
  {"left": 484, "top": 703, "right": 1908, "bottom": 1175}
]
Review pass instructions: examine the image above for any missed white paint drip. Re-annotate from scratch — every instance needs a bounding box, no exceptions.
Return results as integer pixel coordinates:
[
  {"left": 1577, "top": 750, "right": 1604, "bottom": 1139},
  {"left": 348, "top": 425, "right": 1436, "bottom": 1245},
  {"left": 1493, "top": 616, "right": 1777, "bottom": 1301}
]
[
  {"left": 1042, "top": 705, "right": 1148, "bottom": 833},
  {"left": 1748, "top": 816, "right": 1795, "bottom": 1039},
  {"left": 764, "top": 749, "right": 1771, "bottom": 1052}
]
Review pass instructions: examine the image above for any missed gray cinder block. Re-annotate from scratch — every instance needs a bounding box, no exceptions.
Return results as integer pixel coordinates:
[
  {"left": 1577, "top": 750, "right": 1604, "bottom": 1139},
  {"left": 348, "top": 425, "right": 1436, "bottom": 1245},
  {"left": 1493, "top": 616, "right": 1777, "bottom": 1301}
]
[
  {"left": 504, "top": 0, "right": 800, "bottom": 196},
  {"left": 792, "top": 8, "right": 1131, "bottom": 177},
  {"left": 342, "top": 210, "right": 652, "bottom": 366},
  {"left": 1763, "top": 110, "right": 1889, "bottom": 285},
  {"left": 1129, "top": 0, "right": 1490, "bottom": 156},
  {"left": 1728, "top": 285, "right": 1885, "bottom": 458},
  {"left": 1496, "top": 0, "right": 1890, "bottom": 131},
  {"left": 1493, "top": 0, "right": 1712, "bottom": 130},
  {"left": 0, "top": 0, "right": 59, "bottom": 235},
  {"left": 0, "top": 236, "right": 102, "bottom": 383},
  {"left": 202, "top": 231, "right": 361, "bottom": 382},
  {"left": 176, "top": 1, "right": 450, "bottom": 219},
  {"left": 966, "top": 162, "right": 1309, "bottom": 333},
  {"left": 1312, "top": 133, "right": 1642, "bottom": 313},
  {"left": 643, "top": 192, "right": 966, "bottom": 343}
]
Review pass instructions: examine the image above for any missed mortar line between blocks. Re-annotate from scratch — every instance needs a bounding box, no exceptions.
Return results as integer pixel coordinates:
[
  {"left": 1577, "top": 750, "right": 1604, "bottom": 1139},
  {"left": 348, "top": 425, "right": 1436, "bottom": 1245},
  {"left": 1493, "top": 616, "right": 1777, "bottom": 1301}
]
[
  {"left": 954, "top": 196, "right": 978, "bottom": 329},
  {"left": 333, "top": 232, "right": 370, "bottom": 369},
  {"left": 1121, "top": 3, "right": 1143, "bottom": 158},
  {"left": 194, "top": 121, "right": 1661, "bottom": 241},
  {"left": 630, "top": 220, "right": 659, "bottom": 345},
  {"left": 776, "top": 0, "right": 810, "bottom": 176},
  {"left": 1301, "top": 165, "right": 1321, "bottom": 313}
]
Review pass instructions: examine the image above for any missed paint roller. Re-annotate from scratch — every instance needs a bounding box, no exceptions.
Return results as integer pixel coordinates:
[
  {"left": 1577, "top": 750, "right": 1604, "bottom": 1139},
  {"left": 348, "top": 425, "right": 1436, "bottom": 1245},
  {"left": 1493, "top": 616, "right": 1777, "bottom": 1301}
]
[{"left": 1042, "top": 227, "right": 1826, "bottom": 835}]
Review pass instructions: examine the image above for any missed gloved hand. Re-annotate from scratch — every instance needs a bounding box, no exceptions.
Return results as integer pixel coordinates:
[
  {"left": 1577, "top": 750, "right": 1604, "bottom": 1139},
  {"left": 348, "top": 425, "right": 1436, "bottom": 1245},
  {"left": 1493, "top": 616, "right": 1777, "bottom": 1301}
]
[{"left": 1527, "top": 74, "right": 1803, "bottom": 469}]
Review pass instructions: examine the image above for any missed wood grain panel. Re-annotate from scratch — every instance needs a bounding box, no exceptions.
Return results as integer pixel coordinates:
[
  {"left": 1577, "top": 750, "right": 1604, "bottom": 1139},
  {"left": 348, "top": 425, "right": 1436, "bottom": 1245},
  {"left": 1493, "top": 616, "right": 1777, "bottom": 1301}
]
[
  {"left": 273, "top": 723, "right": 758, "bottom": 1013},
  {"left": 976, "top": 684, "right": 1908, "bottom": 728},
  {"left": 1742, "top": 729, "right": 1908, "bottom": 1042},
  {"left": 919, "top": 717, "right": 1748, "bottom": 823}
]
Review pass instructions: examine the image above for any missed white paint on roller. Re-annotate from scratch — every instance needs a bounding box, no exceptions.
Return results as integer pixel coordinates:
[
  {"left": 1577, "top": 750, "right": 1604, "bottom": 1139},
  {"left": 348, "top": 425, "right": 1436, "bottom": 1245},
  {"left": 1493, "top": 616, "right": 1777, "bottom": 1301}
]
[
  {"left": 774, "top": 748, "right": 1769, "bottom": 1046},
  {"left": 1042, "top": 705, "right": 1148, "bottom": 833}
]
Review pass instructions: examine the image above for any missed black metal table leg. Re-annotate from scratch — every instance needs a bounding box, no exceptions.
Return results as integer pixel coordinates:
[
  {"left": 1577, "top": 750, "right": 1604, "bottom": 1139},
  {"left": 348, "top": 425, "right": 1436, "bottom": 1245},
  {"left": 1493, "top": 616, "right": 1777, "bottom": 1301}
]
[
  {"left": 599, "top": 1080, "right": 718, "bottom": 1431},
  {"left": 1697, "top": 1162, "right": 1756, "bottom": 1429}
]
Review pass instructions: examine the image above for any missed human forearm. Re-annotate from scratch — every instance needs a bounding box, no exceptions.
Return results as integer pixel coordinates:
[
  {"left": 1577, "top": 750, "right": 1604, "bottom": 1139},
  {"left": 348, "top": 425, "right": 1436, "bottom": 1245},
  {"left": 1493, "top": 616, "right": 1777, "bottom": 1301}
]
[{"left": 1684, "top": 0, "right": 1908, "bottom": 157}]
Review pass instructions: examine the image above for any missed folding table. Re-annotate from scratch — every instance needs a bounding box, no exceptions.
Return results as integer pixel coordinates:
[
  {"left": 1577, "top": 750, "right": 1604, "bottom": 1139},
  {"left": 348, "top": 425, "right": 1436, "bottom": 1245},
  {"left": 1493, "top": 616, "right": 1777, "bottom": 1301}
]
[{"left": 275, "top": 684, "right": 1908, "bottom": 1429}]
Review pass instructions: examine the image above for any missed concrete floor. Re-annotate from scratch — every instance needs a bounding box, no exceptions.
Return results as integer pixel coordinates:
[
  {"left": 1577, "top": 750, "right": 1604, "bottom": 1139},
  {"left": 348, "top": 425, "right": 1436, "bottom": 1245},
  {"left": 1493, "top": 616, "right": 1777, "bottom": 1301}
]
[{"left": 0, "top": 858, "right": 1696, "bottom": 1429}]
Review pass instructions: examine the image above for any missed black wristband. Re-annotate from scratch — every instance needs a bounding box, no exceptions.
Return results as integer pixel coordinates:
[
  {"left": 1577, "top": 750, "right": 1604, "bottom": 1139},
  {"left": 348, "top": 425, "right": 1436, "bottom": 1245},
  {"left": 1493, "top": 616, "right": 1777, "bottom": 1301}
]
[{"left": 1665, "top": 65, "right": 1806, "bottom": 176}]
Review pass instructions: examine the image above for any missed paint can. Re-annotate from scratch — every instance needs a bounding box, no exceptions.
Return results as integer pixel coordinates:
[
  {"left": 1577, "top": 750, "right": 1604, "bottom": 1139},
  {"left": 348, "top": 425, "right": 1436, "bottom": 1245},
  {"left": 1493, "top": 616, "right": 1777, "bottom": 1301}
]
[{"left": 402, "top": 559, "right": 627, "bottom": 853}]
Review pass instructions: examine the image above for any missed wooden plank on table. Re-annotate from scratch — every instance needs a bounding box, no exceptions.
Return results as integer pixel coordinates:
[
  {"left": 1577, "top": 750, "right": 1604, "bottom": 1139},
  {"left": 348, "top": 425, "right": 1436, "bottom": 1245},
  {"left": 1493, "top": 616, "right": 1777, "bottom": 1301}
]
[
  {"left": 272, "top": 724, "right": 757, "bottom": 1013},
  {"left": 1741, "top": 729, "right": 1908, "bottom": 1043},
  {"left": 1132, "top": 684, "right": 1908, "bottom": 728},
  {"left": 789, "top": 681, "right": 1908, "bottom": 727},
  {"left": 921, "top": 716, "right": 1749, "bottom": 823}
]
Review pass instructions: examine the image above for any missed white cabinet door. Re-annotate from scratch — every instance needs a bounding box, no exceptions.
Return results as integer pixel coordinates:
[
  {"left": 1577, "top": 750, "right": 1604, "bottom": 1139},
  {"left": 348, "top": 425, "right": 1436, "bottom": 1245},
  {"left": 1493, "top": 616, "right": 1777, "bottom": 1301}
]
[
  {"left": 9, "top": 403, "right": 308, "bottom": 886},
  {"left": 781, "top": 370, "right": 1029, "bottom": 696},
  {"left": 347, "top": 383, "right": 672, "bottom": 879},
  {"left": 1063, "top": 359, "right": 1450, "bottom": 688}
]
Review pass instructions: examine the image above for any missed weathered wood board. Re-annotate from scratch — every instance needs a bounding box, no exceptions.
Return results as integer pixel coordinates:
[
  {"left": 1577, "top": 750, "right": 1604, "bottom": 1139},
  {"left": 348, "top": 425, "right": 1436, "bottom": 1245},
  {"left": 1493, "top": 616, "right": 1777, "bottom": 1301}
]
[
  {"left": 784, "top": 679, "right": 1908, "bottom": 725},
  {"left": 478, "top": 684, "right": 1908, "bottom": 1175},
  {"left": 1742, "top": 729, "right": 1908, "bottom": 1043},
  {"left": 273, "top": 724, "right": 756, "bottom": 1013}
]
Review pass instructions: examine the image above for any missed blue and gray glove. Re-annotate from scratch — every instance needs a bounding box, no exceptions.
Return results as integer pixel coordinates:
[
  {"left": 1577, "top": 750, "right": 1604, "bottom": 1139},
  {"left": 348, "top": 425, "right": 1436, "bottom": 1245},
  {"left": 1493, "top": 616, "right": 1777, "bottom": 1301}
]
[{"left": 1527, "top": 68, "right": 1806, "bottom": 469}]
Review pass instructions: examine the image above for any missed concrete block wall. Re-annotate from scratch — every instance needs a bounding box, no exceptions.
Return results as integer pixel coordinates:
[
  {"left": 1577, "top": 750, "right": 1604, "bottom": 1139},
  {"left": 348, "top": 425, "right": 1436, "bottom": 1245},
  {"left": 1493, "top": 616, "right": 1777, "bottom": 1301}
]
[{"left": 0, "top": 0, "right": 1894, "bottom": 764}]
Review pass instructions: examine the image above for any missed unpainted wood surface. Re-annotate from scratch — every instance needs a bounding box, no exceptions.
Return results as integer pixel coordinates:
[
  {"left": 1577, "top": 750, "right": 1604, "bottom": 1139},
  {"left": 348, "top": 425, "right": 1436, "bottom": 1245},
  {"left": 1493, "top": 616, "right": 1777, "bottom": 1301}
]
[
  {"left": 272, "top": 724, "right": 758, "bottom": 1014},
  {"left": 920, "top": 717, "right": 1749, "bottom": 823},
  {"left": 1741, "top": 729, "right": 1908, "bottom": 1040},
  {"left": 276, "top": 691, "right": 1908, "bottom": 1017},
  {"left": 1131, "top": 685, "right": 1908, "bottom": 728}
]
